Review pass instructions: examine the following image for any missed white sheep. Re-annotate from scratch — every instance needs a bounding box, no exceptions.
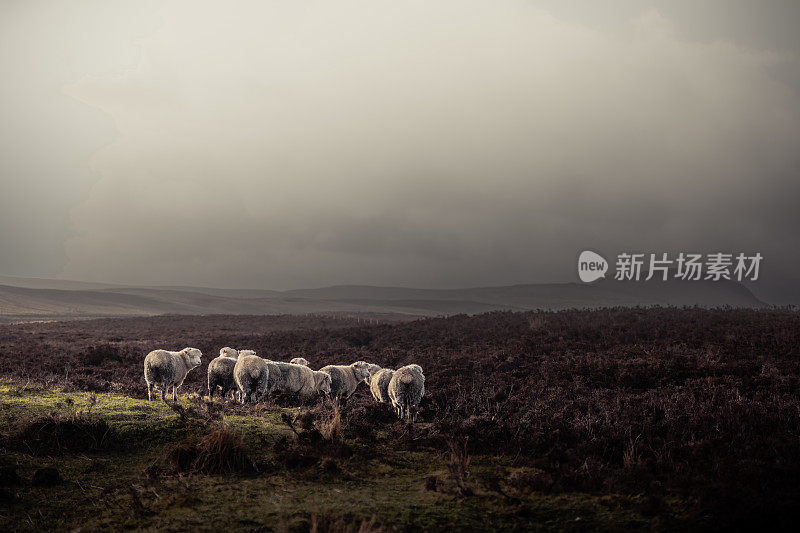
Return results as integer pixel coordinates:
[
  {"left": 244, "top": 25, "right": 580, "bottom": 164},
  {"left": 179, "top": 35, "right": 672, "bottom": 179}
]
[
  {"left": 220, "top": 347, "right": 239, "bottom": 358},
  {"left": 319, "top": 361, "right": 371, "bottom": 401},
  {"left": 207, "top": 347, "right": 240, "bottom": 400},
  {"left": 364, "top": 363, "right": 382, "bottom": 378},
  {"left": 367, "top": 366, "right": 395, "bottom": 404},
  {"left": 233, "top": 354, "right": 270, "bottom": 404},
  {"left": 143, "top": 348, "right": 203, "bottom": 402},
  {"left": 312, "top": 370, "right": 332, "bottom": 397},
  {"left": 289, "top": 357, "right": 309, "bottom": 366},
  {"left": 388, "top": 364, "right": 425, "bottom": 423},
  {"left": 267, "top": 361, "right": 331, "bottom": 399}
]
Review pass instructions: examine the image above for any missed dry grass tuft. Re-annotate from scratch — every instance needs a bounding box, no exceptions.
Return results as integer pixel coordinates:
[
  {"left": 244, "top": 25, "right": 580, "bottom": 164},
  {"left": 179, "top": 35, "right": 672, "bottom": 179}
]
[
  {"left": 319, "top": 402, "right": 342, "bottom": 442},
  {"left": 192, "top": 424, "right": 257, "bottom": 474},
  {"left": 448, "top": 437, "right": 472, "bottom": 496},
  {"left": 157, "top": 424, "right": 257, "bottom": 475}
]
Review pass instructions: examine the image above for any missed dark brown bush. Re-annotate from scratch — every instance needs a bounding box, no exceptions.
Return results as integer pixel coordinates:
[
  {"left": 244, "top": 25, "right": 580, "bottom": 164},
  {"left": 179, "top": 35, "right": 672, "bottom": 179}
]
[
  {"left": 161, "top": 424, "right": 256, "bottom": 475},
  {"left": 6, "top": 412, "right": 116, "bottom": 455},
  {"left": 192, "top": 424, "right": 257, "bottom": 474}
]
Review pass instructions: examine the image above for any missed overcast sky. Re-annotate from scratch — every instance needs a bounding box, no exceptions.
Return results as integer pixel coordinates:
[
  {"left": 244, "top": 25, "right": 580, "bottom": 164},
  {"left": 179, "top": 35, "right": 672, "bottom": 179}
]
[{"left": 1, "top": 1, "right": 799, "bottom": 303}]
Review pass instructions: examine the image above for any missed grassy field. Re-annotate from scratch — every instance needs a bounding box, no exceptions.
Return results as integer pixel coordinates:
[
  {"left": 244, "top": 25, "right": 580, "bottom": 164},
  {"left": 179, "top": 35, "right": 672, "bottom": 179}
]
[
  {"left": 2, "top": 309, "right": 800, "bottom": 531},
  {"left": 0, "top": 380, "right": 683, "bottom": 532}
]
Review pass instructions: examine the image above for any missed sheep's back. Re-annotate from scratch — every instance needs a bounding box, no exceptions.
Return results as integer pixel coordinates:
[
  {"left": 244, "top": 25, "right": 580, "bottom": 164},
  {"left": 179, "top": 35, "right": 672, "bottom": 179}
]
[
  {"left": 273, "top": 362, "right": 314, "bottom": 394},
  {"left": 208, "top": 357, "right": 237, "bottom": 384},
  {"left": 264, "top": 361, "right": 284, "bottom": 392},
  {"left": 389, "top": 365, "right": 425, "bottom": 406},
  {"left": 372, "top": 369, "right": 394, "bottom": 403},
  {"left": 234, "top": 355, "right": 267, "bottom": 386},
  {"left": 144, "top": 350, "right": 177, "bottom": 384},
  {"left": 209, "top": 356, "right": 237, "bottom": 374},
  {"left": 319, "top": 365, "right": 350, "bottom": 398}
]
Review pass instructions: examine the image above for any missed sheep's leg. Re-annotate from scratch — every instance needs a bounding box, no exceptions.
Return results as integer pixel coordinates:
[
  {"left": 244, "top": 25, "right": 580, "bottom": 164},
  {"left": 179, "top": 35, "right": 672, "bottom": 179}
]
[
  {"left": 147, "top": 382, "right": 154, "bottom": 401},
  {"left": 172, "top": 386, "right": 178, "bottom": 402},
  {"left": 160, "top": 386, "right": 167, "bottom": 402},
  {"left": 255, "top": 379, "right": 268, "bottom": 404}
]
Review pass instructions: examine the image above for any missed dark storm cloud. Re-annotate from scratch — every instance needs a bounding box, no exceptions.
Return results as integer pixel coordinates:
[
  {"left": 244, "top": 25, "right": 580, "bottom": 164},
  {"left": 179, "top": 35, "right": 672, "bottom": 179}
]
[{"left": 1, "top": 1, "right": 799, "bottom": 303}]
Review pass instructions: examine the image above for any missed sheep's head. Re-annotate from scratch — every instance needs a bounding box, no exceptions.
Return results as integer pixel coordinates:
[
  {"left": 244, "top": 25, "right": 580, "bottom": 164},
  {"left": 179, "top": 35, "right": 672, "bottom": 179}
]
[
  {"left": 407, "top": 364, "right": 424, "bottom": 375},
  {"left": 182, "top": 347, "right": 202, "bottom": 368},
  {"left": 314, "top": 371, "right": 332, "bottom": 396},
  {"left": 351, "top": 361, "right": 371, "bottom": 381},
  {"left": 364, "top": 363, "right": 382, "bottom": 383},
  {"left": 290, "top": 357, "right": 309, "bottom": 366},
  {"left": 238, "top": 349, "right": 257, "bottom": 358},
  {"left": 219, "top": 347, "right": 239, "bottom": 359}
]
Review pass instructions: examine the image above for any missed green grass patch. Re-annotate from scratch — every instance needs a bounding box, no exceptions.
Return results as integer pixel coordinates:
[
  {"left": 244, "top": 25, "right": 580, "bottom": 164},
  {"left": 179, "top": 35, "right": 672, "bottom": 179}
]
[{"left": 0, "top": 382, "right": 690, "bottom": 531}]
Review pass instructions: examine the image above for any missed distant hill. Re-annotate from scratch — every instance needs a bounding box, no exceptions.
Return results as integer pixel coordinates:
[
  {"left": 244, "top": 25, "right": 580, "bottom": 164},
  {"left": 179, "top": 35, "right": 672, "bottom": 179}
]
[
  {"left": 0, "top": 276, "right": 122, "bottom": 291},
  {"left": 0, "top": 275, "right": 766, "bottom": 322}
]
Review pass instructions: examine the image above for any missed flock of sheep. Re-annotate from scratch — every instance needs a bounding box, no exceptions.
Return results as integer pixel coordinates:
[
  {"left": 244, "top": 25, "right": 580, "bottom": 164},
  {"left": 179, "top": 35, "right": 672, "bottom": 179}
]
[{"left": 143, "top": 347, "right": 426, "bottom": 422}]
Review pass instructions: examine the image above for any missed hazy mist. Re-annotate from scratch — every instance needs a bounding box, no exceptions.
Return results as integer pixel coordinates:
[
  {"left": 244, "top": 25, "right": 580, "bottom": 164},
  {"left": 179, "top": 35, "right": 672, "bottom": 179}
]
[{"left": 2, "top": 1, "right": 799, "bottom": 303}]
